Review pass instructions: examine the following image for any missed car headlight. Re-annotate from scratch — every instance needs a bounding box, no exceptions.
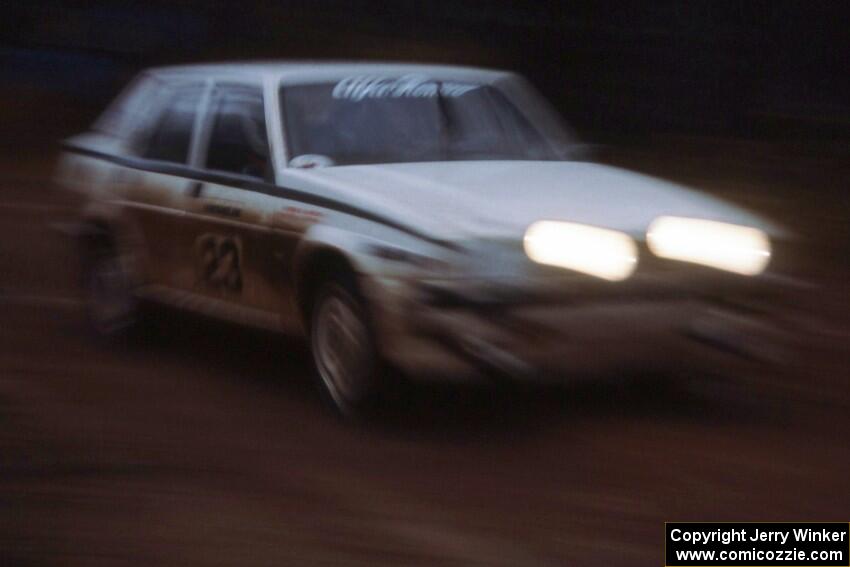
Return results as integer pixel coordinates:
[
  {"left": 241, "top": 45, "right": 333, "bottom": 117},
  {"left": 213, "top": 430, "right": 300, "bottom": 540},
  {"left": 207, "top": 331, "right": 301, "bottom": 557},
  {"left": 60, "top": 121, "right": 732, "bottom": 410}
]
[
  {"left": 647, "top": 216, "right": 771, "bottom": 276},
  {"left": 523, "top": 221, "right": 638, "bottom": 281}
]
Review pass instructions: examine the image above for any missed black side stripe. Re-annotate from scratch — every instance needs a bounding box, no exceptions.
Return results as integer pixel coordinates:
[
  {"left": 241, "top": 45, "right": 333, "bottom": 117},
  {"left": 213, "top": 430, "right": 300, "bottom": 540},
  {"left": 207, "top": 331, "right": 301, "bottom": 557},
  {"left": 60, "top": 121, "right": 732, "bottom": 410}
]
[{"left": 64, "top": 144, "right": 460, "bottom": 251}]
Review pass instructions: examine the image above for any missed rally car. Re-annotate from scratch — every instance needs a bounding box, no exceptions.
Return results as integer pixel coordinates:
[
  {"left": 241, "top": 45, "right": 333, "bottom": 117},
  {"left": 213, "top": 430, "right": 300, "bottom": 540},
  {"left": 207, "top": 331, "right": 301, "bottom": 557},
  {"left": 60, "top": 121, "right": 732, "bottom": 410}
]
[{"left": 56, "top": 62, "right": 787, "bottom": 415}]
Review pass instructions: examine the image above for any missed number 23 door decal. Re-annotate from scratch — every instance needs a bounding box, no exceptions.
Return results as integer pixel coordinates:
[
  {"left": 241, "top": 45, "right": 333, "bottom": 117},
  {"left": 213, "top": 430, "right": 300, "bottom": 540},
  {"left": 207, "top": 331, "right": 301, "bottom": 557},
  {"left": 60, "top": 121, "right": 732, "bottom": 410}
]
[{"left": 196, "top": 234, "right": 243, "bottom": 293}]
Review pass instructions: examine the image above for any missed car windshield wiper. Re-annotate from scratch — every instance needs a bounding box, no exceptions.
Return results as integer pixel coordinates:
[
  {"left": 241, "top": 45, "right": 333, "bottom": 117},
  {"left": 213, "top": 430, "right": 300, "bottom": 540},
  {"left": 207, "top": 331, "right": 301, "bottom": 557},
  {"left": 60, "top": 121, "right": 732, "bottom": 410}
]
[{"left": 435, "top": 81, "right": 454, "bottom": 160}]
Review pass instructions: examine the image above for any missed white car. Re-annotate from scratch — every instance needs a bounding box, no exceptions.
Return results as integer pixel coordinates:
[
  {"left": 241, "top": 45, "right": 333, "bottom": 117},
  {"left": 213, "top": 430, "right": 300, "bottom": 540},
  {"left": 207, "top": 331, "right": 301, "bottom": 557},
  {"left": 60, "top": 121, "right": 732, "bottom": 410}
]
[{"left": 57, "top": 62, "right": 786, "bottom": 415}]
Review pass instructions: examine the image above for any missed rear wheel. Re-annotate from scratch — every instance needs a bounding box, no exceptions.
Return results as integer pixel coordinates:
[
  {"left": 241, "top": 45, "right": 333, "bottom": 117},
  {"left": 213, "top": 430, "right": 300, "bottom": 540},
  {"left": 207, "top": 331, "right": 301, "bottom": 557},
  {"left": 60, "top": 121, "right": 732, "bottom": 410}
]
[
  {"left": 310, "top": 279, "right": 381, "bottom": 417},
  {"left": 82, "top": 239, "right": 141, "bottom": 340}
]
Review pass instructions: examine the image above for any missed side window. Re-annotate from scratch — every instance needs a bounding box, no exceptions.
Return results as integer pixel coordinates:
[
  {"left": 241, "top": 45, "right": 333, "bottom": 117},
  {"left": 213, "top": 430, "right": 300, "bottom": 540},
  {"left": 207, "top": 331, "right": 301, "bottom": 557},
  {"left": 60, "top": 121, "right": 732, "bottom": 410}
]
[
  {"left": 205, "top": 85, "right": 271, "bottom": 181},
  {"left": 143, "top": 85, "right": 204, "bottom": 164}
]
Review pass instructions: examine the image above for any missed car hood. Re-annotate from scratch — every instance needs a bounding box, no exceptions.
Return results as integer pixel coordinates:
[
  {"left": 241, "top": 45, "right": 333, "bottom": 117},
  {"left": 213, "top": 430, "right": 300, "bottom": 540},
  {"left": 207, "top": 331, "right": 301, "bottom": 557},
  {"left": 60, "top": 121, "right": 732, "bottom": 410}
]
[{"left": 284, "top": 160, "right": 783, "bottom": 242}]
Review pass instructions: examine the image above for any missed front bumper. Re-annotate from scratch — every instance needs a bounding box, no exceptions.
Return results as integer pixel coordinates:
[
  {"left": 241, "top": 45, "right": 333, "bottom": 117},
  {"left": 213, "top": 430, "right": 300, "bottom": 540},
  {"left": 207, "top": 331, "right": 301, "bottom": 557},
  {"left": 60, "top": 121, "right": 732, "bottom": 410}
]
[{"left": 362, "top": 270, "right": 789, "bottom": 382}]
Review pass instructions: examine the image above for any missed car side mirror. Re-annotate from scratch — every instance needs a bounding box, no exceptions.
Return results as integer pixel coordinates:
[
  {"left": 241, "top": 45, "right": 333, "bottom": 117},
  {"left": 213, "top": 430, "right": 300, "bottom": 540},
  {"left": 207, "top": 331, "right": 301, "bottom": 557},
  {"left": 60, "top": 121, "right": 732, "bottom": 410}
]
[{"left": 289, "top": 154, "right": 335, "bottom": 169}]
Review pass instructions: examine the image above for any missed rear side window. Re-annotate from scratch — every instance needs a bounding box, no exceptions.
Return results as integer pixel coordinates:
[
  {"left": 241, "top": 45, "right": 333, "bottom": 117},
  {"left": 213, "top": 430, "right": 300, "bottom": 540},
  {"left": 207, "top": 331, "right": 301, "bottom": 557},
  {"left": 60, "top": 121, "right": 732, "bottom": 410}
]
[
  {"left": 143, "top": 85, "right": 204, "bottom": 164},
  {"left": 94, "top": 74, "right": 158, "bottom": 141},
  {"left": 204, "top": 85, "right": 270, "bottom": 180}
]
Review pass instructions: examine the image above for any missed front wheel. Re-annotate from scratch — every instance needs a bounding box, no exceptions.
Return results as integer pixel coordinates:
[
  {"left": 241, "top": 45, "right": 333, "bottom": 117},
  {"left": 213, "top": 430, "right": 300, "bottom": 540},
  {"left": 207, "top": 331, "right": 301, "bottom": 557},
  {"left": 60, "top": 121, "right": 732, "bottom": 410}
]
[{"left": 310, "top": 280, "right": 381, "bottom": 417}]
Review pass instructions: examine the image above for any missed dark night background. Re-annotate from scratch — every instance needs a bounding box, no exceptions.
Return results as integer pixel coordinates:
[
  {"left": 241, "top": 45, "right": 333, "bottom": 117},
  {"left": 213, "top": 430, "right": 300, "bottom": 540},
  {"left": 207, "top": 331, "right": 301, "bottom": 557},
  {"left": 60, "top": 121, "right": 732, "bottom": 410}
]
[{"left": 2, "top": 1, "right": 849, "bottom": 145}]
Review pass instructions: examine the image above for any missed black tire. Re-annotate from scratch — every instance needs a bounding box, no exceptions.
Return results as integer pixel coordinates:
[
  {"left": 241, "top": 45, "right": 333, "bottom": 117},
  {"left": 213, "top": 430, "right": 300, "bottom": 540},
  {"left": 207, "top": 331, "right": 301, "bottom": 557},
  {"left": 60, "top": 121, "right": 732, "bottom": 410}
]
[
  {"left": 310, "top": 277, "right": 382, "bottom": 417},
  {"left": 82, "top": 239, "right": 142, "bottom": 341}
]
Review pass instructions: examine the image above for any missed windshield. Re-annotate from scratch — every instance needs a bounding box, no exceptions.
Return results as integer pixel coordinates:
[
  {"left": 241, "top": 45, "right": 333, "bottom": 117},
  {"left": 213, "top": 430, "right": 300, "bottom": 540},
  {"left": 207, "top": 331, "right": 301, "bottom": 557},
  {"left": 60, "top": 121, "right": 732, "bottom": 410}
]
[{"left": 280, "top": 75, "right": 564, "bottom": 166}]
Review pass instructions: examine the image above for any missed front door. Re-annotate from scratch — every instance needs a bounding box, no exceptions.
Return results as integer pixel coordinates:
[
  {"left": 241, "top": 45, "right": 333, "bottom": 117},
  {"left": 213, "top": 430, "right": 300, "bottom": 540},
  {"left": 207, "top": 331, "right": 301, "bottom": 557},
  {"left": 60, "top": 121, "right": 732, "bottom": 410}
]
[{"left": 182, "top": 83, "right": 288, "bottom": 323}]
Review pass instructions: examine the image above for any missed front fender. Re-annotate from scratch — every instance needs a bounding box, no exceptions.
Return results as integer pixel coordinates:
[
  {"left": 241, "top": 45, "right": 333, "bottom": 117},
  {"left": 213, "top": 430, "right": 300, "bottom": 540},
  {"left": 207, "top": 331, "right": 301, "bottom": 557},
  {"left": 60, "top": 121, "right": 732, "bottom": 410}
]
[
  {"left": 293, "top": 223, "right": 372, "bottom": 277},
  {"left": 293, "top": 222, "right": 450, "bottom": 281}
]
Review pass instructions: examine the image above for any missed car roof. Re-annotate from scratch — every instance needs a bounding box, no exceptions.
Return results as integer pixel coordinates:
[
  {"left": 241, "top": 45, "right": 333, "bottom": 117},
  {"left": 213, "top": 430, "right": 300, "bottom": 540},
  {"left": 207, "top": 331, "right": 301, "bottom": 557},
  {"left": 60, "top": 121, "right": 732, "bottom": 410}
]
[{"left": 147, "top": 61, "right": 513, "bottom": 85}]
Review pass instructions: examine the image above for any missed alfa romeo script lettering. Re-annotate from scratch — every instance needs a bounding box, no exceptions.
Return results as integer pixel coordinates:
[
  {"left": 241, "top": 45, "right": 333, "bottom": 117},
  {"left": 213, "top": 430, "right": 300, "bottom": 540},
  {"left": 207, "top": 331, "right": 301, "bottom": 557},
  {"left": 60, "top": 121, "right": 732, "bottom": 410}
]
[{"left": 332, "top": 75, "right": 479, "bottom": 101}]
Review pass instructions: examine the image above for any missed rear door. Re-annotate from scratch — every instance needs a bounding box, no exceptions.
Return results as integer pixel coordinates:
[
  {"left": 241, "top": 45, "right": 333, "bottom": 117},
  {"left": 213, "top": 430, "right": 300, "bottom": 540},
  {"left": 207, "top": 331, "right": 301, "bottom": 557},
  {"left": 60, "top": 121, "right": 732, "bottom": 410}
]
[{"left": 118, "top": 81, "right": 211, "bottom": 289}]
